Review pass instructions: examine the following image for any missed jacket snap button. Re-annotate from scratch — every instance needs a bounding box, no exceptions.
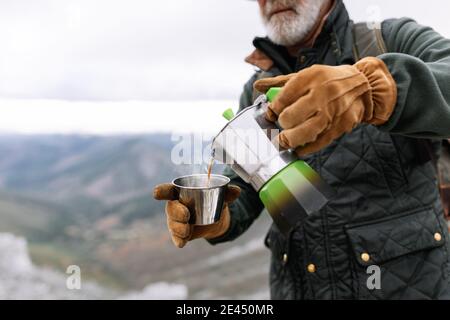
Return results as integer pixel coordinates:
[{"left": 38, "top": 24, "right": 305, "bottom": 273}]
[
  {"left": 282, "top": 253, "right": 288, "bottom": 264},
  {"left": 307, "top": 264, "right": 316, "bottom": 273},
  {"left": 361, "top": 253, "right": 370, "bottom": 262},
  {"left": 435, "top": 233, "right": 442, "bottom": 242}
]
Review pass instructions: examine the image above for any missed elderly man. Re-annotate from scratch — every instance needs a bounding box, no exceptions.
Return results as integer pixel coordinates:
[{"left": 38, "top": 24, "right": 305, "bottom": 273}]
[{"left": 154, "top": 0, "right": 450, "bottom": 299}]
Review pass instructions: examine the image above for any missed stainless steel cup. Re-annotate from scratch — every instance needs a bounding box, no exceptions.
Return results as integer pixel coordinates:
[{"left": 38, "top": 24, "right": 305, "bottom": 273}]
[{"left": 172, "top": 174, "right": 230, "bottom": 225}]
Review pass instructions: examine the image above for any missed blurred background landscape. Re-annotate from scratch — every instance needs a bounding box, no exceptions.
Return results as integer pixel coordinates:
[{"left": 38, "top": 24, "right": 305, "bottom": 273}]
[
  {"left": 0, "top": 0, "right": 449, "bottom": 299},
  {"left": 0, "top": 133, "right": 271, "bottom": 299}
]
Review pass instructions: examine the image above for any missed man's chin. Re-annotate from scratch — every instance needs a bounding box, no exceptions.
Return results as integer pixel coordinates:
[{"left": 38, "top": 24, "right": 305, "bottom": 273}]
[
  {"left": 266, "top": 23, "right": 306, "bottom": 46},
  {"left": 268, "top": 12, "right": 299, "bottom": 27}
]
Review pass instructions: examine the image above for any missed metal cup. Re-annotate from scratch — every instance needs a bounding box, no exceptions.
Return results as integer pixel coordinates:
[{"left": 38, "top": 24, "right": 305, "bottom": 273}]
[{"left": 172, "top": 174, "right": 230, "bottom": 226}]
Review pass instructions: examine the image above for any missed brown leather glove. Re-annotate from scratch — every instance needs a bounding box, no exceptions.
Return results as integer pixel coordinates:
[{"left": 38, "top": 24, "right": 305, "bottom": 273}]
[
  {"left": 254, "top": 57, "right": 397, "bottom": 156},
  {"left": 153, "top": 183, "right": 241, "bottom": 248}
]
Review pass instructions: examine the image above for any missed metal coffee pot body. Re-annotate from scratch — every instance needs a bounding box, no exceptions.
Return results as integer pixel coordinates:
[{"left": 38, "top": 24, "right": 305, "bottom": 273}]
[
  {"left": 211, "top": 93, "right": 295, "bottom": 191},
  {"left": 211, "top": 89, "right": 335, "bottom": 235}
]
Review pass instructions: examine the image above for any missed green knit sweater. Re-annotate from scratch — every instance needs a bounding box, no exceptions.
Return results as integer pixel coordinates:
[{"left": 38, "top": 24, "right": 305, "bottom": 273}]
[{"left": 380, "top": 18, "right": 450, "bottom": 139}]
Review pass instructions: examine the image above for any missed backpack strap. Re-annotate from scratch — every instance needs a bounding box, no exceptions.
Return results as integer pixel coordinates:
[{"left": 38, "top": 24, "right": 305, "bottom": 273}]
[
  {"left": 440, "top": 140, "right": 450, "bottom": 222},
  {"left": 352, "top": 22, "right": 387, "bottom": 61}
]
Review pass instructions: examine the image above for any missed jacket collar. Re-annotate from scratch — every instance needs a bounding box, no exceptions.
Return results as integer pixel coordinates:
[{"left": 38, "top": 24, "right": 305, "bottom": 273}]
[{"left": 245, "top": 0, "right": 353, "bottom": 73}]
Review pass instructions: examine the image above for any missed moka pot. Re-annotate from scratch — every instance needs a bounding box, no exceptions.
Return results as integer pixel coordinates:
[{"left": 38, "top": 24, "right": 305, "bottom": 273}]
[{"left": 211, "top": 88, "right": 335, "bottom": 235}]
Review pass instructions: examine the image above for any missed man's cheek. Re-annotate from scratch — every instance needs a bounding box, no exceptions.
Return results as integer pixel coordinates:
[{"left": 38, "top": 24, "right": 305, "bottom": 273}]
[{"left": 258, "top": 0, "right": 267, "bottom": 8}]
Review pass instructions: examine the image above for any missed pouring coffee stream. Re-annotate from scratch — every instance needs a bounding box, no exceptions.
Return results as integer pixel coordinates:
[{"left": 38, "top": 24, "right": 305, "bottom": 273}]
[
  {"left": 207, "top": 158, "right": 215, "bottom": 187},
  {"left": 211, "top": 88, "right": 336, "bottom": 235}
]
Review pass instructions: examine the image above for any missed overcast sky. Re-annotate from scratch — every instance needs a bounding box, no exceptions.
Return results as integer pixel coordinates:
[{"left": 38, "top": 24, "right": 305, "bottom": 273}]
[
  {"left": 2, "top": 0, "right": 450, "bottom": 101},
  {"left": 0, "top": 0, "right": 449, "bottom": 133}
]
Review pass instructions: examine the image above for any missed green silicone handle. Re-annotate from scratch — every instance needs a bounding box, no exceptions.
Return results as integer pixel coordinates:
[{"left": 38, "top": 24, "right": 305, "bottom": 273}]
[
  {"left": 222, "top": 108, "right": 235, "bottom": 121},
  {"left": 266, "top": 87, "right": 283, "bottom": 103}
]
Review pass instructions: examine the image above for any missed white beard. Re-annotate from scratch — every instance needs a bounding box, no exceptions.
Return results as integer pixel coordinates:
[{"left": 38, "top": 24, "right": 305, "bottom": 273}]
[{"left": 261, "top": 0, "right": 327, "bottom": 46}]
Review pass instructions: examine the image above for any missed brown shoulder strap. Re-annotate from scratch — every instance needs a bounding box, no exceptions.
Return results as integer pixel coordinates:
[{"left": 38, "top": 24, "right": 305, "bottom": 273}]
[
  {"left": 352, "top": 22, "right": 387, "bottom": 61},
  {"left": 438, "top": 141, "right": 450, "bottom": 222}
]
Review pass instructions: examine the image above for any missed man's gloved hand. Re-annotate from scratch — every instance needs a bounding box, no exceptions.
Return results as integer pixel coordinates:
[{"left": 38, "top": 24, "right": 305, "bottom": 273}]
[
  {"left": 254, "top": 57, "right": 397, "bottom": 156},
  {"left": 153, "top": 183, "right": 241, "bottom": 248}
]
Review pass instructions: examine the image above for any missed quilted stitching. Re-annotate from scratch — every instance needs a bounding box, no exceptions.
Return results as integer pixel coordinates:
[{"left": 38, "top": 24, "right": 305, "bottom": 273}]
[{"left": 269, "top": 123, "right": 450, "bottom": 300}]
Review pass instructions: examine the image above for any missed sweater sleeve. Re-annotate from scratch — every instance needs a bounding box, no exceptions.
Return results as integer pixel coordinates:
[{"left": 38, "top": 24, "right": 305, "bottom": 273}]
[{"left": 378, "top": 18, "right": 450, "bottom": 138}]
